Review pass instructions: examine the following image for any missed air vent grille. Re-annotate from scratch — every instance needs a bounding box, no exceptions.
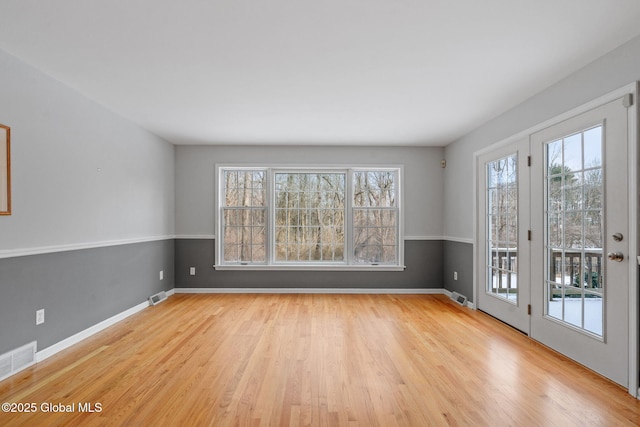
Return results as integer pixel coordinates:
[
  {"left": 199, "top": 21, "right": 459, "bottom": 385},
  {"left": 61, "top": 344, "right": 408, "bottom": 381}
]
[
  {"left": 0, "top": 341, "right": 37, "bottom": 382},
  {"left": 450, "top": 292, "right": 468, "bottom": 306},
  {"left": 149, "top": 291, "right": 168, "bottom": 306}
]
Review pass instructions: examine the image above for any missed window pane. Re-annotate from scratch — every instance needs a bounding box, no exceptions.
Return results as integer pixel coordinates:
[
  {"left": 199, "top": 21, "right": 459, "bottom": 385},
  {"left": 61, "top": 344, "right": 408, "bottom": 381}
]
[
  {"left": 224, "top": 169, "right": 266, "bottom": 207},
  {"left": 564, "top": 212, "right": 583, "bottom": 249},
  {"left": 584, "top": 293, "right": 603, "bottom": 335},
  {"left": 252, "top": 245, "right": 265, "bottom": 262},
  {"left": 547, "top": 283, "right": 563, "bottom": 321},
  {"left": 381, "top": 210, "right": 396, "bottom": 227},
  {"left": 381, "top": 228, "right": 396, "bottom": 246},
  {"left": 544, "top": 128, "right": 603, "bottom": 335},
  {"left": 354, "top": 171, "right": 396, "bottom": 208},
  {"left": 382, "top": 246, "right": 397, "bottom": 263},
  {"left": 224, "top": 244, "right": 239, "bottom": 262},
  {"left": 221, "top": 168, "right": 268, "bottom": 264},
  {"left": 485, "top": 154, "right": 518, "bottom": 302},
  {"left": 353, "top": 170, "right": 399, "bottom": 265},
  {"left": 548, "top": 215, "right": 561, "bottom": 248},
  {"left": 563, "top": 133, "right": 582, "bottom": 172},
  {"left": 547, "top": 139, "right": 562, "bottom": 171},
  {"left": 563, "top": 172, "right": 583, "bottom": 211},
  {"left": 274, "top": 172, "right": 346, "bottom": 262},
  {"left": 584, "top": 169, "right": 602, "bottom": 210},
  {"left": 548, "top": 250, "right": 562, "bottom": 284},
  {"left": 548, "top": 177, "right": 562, "bottom": 215},
  {"left": 584, "top": 127, "right": 602, "bottom": 168},
  {"left": 584, "top": 211, "right": 602, "bottom": 249},
  {"left": 251, "top": 227, "right": 265, "bottom": 245}
]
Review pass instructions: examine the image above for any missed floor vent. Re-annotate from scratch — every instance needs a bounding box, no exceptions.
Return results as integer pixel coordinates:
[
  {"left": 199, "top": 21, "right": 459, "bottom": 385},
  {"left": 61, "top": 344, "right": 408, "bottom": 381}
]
[
  {"left": 149, "top": 291, "right": 168, "bottom": 306},
  {"left": 0, "top": 341, "right": 37, "bottom": 382},
  {"left": 450, "top": 292, "right": 468, "bottom": 306}
]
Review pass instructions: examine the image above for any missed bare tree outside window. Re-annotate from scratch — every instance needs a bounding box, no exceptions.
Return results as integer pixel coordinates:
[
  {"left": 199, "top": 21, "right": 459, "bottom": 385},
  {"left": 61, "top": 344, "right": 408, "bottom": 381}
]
[
  {"left": 486, "top": 155, "right": 518, "bottom": 300},
  {"left": 545, "top": 126, "right": 604, "bottom": 334},
  {"left": 222, "top": 170, "right": 267, "bottom": 263},
  {"left": 218, "top": 167, "right": 402, "bottom": 267},
  {"left": 353, "top": 171, "right": 398, "bottom": 264},
  {"left": 274, "top": 173, "right": 345, "bottom": 262}
]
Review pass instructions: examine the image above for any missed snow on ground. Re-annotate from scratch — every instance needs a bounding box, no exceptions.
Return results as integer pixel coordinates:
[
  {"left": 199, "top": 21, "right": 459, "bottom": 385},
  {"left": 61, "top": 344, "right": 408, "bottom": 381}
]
[{"left": 492, "top": 274, "right": 603, "bottom": 335}]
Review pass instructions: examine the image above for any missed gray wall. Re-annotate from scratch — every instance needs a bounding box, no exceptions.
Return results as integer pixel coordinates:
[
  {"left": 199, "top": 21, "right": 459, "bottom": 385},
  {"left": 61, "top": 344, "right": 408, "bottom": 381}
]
[
  {"left": 444, "top": 34, "right": 640, "bottom": 241},
  {"left": 0, "top": 49, "right": 175, "bottom": 251},
  {"left": 441, "top": 33, "right": 640, "bottom": 303},
  {"left": 175, "top": 145, "right": 444, "bottom": 238},
  {"left": 174, "top": 145, "right": 446, "bottom": 291},
  {"left": 0, "top": 48, "right": 176, "bottom": 355},
  {"left": 443, "top": 241, "right": 473, "bottom": 301},
  {"left": 0, "top": 240, "right": 174, "bottom": 355},
  {"left": 175, "top": 239, "right": 442, "bottom": 289}
]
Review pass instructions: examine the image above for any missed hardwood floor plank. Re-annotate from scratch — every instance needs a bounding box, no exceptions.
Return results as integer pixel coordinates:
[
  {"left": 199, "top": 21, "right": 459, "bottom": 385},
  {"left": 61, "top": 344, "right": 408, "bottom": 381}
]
[{"left": 1, "top": 294, "right": 640, "bottom": 426}]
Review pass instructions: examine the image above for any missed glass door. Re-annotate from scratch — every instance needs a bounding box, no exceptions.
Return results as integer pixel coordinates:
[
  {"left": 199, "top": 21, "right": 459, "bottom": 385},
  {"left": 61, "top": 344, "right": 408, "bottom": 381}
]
[
  {"left": 476, "top": 138, "right": 530, "bottom": 333},
  {"left": 530, "top": 96, "right": 630, "bottom": 387}
]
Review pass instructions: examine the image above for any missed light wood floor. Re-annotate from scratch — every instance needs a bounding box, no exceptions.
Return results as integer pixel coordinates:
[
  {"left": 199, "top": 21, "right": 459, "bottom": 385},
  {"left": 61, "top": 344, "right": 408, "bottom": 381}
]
[{"left": 1, "top": 294, "right": 639, "bottom": 426}]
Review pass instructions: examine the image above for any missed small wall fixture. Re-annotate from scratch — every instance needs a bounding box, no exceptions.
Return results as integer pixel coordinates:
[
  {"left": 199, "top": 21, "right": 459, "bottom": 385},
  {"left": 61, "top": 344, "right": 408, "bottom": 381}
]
[
  {"left": 450, "top": 291, "right": 468, "bottom": 306},
  {"left": 441, "top": 159, "right": 446, "bottom": 168},
  {"left": 149, "top": 291, "right": 168, "bottom": 305}
]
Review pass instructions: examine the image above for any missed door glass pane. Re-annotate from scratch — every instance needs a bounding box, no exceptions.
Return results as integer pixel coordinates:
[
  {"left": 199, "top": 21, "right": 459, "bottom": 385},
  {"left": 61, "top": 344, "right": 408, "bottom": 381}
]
[
  {"left": 583, "top": 127, "right": 602, "bottom": 168},
  {"left": 563, "top": 133, "right": 582, "bottom": 172},
  {"left": 545, "top": 126, "right": 603, "bottom": 335},
  {"left": 486, "top": 154, "right": 518, "bottom": 303}
]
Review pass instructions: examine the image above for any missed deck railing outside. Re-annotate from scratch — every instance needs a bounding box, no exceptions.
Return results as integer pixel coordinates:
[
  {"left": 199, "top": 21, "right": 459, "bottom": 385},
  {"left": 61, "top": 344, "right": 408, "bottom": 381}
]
[{"left": 490, "top": 249, "right": 603, "bottom": 298}]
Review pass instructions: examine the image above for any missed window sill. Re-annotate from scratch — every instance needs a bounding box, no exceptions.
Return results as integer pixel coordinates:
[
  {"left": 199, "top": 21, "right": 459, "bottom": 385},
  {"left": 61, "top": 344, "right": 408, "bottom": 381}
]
[{"left": 213, "top": 264, "right": 406, "bottom": 272}]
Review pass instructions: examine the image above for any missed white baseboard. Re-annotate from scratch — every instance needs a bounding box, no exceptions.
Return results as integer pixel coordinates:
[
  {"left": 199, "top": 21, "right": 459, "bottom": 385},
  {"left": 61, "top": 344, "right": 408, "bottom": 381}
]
[
  {"left": 36, "top": 289, "right": 174, "bottom": 363},
  {"left": 174, "top": 287, "right": 445, "bottom": 295}
]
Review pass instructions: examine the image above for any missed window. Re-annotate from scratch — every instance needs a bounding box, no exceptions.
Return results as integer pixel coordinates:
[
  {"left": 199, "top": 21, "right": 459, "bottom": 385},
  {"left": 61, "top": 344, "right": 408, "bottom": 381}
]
[
  {"left": 353, "top": 170, "right": 398, "bottom": 264},
  {"left": 486, "top": 154, "right": 518, "bottom": 302},
  {"left": 221, "top": 169, "right": 267, "bottom": 263},
  {"left": 217, "top": 166, "right": 403, "bottom": 270},
  {"left": 274, "top": 172, "right": 346, "bottom": 262}
]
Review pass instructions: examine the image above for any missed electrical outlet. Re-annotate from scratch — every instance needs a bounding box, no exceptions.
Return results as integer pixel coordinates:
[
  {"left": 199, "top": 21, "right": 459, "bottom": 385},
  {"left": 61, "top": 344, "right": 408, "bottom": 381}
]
[
  {"left": 36, "top": 309, "right": 45, "bottom": 325},
  {"left": 453, "top": 271, "right": 458, "bottom": 281},
  {"left": 189, "top": 267, "right": 196, "bottom": 276},
  {"left": 159, "top": 270, "right": 164, "bottom": 280}
]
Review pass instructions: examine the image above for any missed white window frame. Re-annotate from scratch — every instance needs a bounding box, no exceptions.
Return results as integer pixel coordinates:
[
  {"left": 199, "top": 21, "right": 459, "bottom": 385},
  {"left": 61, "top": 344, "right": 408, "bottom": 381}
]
[{"left": 215, "top": 164, "right": 405, "bottom": 271}]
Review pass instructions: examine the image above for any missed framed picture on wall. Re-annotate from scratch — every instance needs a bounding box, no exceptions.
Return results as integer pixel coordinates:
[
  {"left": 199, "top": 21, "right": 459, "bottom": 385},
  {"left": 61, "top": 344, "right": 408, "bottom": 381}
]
[{"left": 0, "top": 124, "right": 10, "bottom": 215}]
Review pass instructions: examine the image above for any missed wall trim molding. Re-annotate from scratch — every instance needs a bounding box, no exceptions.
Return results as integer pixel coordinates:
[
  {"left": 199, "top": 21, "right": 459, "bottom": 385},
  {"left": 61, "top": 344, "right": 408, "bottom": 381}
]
[
  {"left": 35, "top": 289, "right": 175, "bottom": 363},
  {"left": 174, "top": 287, "right": 445, "bottom": 295},
  {"left": 442, "top": 236, "right": 474, "bottom": 244},
  {"left": 173, "top": 235, "right": 475, "bottom": 243},
  {"left": 0, "top": 235, "right": 176, "bottom": 259},
  {"left": 0, "top": 235, "right": 474, "bottom": 260},
  {"left": 177, "top": 235, "right": 452, "bottom": 242},
  {"left": 404, "top": 235, "right": 443, "bottom": 240}
]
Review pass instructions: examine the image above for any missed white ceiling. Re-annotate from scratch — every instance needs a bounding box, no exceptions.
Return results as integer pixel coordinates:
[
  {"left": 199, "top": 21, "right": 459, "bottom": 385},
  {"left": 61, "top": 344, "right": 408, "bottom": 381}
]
[{"left": 1, "top": 1, "right": 640, "bottom": 146}]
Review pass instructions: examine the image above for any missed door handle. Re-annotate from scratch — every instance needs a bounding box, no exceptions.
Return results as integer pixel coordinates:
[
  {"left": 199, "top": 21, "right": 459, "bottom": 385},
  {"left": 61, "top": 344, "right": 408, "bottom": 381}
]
[{"left": 607, "top": 252, "right": 624, "bottom": 262}]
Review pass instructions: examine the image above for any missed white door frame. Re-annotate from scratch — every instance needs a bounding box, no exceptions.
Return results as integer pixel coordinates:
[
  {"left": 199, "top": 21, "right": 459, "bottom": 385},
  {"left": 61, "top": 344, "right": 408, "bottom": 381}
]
[{"left": 473, "top": 82, "right": 639, "bottom": 397}]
